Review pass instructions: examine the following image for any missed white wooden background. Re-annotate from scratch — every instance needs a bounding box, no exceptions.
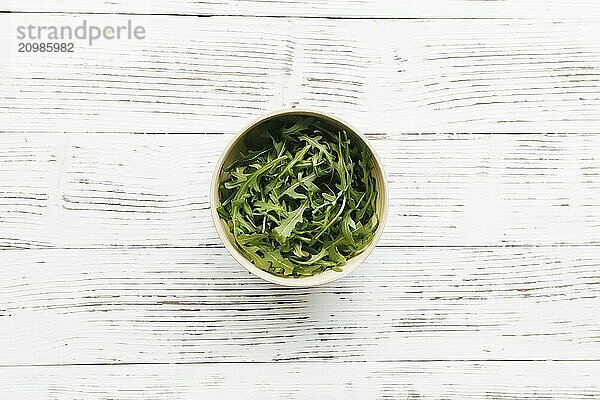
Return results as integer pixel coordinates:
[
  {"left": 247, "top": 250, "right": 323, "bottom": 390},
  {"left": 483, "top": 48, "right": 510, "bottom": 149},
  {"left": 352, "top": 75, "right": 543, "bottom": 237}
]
[{"left": 1, "top": 1, "right": 600, "bottom": 398}]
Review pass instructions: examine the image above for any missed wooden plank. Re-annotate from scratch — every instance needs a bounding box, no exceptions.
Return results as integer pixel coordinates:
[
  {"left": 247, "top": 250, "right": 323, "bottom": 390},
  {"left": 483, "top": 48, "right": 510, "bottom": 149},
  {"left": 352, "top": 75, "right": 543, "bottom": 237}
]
[
  {"left": 1, "top": 247, "right": 598, "bottom": 365},
  {"left": 3, "top": 16, "right": 600, "bottom": 134},
  {"left": 3, "top": 362, "right": 600, "bottom": 399},
  {"left": 4, "top": 0, "right": 600, "bottom": 19},
  {"left": 1, "top": 134, "right": 599, "bottom": 249}
]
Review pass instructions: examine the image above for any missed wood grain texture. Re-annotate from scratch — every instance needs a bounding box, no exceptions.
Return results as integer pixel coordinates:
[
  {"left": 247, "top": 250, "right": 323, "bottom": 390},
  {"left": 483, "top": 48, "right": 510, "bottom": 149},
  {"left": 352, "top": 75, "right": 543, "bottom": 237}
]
[
  {"left": 4, "top": 0, "right": 600, "bottom": 18},
  {"left": 3, "top": 362, "right": 600, "bottom": 399},
  {"left": 3, "top": 15, "right": 600, "bottom": 134},
  {"left": 2, "top": 7, "right": 600, "bottom": 397},
  {"left": 1, "top": 247, "right": 599, "bottom": 365},
  {"left": 1, "top": 133, "right": 599, "bottom": 249}
]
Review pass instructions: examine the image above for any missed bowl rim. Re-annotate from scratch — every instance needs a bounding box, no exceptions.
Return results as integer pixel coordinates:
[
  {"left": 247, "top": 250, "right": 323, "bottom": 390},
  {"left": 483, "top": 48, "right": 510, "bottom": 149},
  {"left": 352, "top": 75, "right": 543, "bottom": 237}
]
[{"left": 210, "top": 108, "right": 389, "bottom": 287}]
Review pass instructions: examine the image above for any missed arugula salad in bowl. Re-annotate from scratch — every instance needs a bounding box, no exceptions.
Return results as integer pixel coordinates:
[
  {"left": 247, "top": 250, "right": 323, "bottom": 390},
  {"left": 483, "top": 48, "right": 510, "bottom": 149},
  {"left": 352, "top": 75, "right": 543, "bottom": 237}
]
[{"left": 211, "top": 110, "right": 388, "bottom": 286}]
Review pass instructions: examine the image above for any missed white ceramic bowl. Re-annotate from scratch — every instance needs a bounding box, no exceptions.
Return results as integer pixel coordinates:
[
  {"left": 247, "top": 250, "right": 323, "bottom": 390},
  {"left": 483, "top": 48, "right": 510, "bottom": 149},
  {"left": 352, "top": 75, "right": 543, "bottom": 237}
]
[{"left": 210, "top": 109, "right": 388, "bottom": 287}]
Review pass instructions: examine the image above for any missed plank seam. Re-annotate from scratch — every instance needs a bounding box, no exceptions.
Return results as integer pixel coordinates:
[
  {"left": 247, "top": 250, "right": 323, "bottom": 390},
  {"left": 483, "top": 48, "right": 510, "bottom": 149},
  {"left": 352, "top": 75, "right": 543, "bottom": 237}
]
[
  {"left": 1, "top": 244, "right": 600, "bottom": 251},
  {"left": 0, "top": 11, "right": 541, "bottom": 20},
  {"left": 2, "top": 132, "right": 600, "bottom": 135},
  {"left": 2, "top": 359, "right": 600, "bottom": 368}
]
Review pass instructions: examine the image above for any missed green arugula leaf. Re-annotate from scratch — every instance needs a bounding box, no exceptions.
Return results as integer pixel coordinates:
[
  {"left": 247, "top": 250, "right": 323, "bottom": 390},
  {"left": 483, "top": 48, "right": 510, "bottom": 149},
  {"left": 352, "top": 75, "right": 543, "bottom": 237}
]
[{"left": 272, "top": 200, "right": 308, "bottom": 244}]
